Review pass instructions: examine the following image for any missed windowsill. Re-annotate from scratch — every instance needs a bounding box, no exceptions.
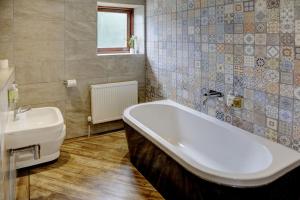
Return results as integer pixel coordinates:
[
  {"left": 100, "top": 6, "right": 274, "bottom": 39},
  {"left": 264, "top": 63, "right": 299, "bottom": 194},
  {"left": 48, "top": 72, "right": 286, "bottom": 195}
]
[{"left": 97, "top": 53, "right": 144, "bottom": 56}]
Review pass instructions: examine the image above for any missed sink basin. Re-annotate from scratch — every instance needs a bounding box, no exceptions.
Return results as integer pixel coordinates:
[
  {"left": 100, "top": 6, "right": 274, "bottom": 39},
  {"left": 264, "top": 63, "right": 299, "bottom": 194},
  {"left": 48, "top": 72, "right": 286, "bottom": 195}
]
[{"left": 5, "top": 107, "right": 64, "bottom": 149}]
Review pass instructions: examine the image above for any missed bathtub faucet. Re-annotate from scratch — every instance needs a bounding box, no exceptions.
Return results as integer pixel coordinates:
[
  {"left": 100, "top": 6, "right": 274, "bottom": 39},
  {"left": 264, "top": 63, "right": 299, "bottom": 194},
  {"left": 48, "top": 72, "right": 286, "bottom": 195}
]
[{"left": 203, "top": 90, "right": 224, "bottom": 105}]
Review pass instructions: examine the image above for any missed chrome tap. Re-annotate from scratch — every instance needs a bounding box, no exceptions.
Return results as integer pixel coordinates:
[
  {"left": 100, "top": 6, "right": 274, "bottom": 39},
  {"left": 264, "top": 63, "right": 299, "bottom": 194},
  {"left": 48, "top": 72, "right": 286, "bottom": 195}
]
[
  {"left": 203, "top": 90, "right": 224, "bottom": 105},
  {"left": 13, "top": 105, "right": 31, "bottom": 121}
]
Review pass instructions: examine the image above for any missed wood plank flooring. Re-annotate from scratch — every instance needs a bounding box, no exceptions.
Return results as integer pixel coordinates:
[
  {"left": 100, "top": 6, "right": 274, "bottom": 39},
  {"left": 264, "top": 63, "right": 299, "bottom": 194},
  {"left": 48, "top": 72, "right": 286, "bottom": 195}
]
[{"left": 16, "top": 131, "right": 164, "bottom": 200}]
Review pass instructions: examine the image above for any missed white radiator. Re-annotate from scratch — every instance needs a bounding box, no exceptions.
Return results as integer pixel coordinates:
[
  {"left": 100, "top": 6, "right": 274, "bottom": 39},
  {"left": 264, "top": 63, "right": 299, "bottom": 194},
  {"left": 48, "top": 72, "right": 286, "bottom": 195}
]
[{"left": 91, "top": 81, "right": 138, "bottom": 124}]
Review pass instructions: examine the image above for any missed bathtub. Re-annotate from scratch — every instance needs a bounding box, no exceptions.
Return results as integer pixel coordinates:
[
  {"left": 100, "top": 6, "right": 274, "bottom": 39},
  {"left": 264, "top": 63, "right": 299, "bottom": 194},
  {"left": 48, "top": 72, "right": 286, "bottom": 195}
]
[{"left": 123, "top": 100, "right": 300, "bottom": 200}]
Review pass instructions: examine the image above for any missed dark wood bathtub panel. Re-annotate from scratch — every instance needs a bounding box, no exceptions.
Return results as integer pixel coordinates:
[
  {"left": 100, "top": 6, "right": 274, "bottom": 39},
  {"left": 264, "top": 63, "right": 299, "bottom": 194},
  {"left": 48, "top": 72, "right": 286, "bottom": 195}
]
[{"left": 124, "top": 123, "right": 300, "bottom": 200}]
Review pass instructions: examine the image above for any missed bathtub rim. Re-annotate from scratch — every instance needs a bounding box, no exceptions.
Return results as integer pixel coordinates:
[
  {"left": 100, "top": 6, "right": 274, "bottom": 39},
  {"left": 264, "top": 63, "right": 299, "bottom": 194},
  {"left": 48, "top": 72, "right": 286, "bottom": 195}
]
[{"left": 123, "top": 100, "right": 300, "bottom": 188}]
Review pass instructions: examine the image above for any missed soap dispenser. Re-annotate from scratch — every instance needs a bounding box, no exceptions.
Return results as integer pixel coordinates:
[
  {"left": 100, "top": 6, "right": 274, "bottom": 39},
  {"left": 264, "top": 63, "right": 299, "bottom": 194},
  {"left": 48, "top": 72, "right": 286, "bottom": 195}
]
[{"left": 8, "top": 83, "right": 19, "bottom": 107}]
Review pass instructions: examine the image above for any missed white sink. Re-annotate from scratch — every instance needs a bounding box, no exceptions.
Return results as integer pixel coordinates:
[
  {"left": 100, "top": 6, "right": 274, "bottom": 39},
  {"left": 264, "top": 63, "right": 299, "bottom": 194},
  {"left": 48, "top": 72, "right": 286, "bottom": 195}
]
[{"left": 5, "top": 107, "right": 64, "bottom": 150}]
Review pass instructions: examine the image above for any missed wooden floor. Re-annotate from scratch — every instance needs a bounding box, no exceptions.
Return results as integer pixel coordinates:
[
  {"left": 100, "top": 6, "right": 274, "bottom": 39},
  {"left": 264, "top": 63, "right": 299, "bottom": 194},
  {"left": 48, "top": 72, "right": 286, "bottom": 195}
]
[{"left": 16, "top": 131, "right": 164, "bottom": 200}]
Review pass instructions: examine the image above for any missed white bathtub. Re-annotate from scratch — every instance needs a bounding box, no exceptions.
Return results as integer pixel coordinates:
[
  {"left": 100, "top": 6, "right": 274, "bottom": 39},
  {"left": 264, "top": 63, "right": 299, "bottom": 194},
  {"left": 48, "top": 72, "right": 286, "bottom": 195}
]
[{"left": 123, "top": 100, "right": 300, "bottom": 187}]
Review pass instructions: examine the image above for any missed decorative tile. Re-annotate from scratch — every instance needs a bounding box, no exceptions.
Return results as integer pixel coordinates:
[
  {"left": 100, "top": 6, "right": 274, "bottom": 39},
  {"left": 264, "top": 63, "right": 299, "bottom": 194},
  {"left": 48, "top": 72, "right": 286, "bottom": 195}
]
[
  {"left": 224, "top": 4, "right": 233, "bottom": 13},
  {"left": 256, "top": 58, "right": 265, "bottom": 67},
  {"left": 255, "top": 34, "right": 267, "bottom": 45},
  {"left": 295, "top": 99, "right": 300, "bottom": 112},
  {"left": 256, "top": 0, "right": 267, "bottom": 11},
  {"left": 266, "top": 58, "right": 280, "bottom": 70},
  {"left": 280, "top": 58, "right": 294, "bottom": 72},
  {"left": 279, "top": 121, "right": 293, "bottom": 135},
  {"left": 233, "top": 34, "right": 243, "bottom": 45},
  {"left": 224, "top": 13, "right": 234, "bottom": 24},
  {"left": 278, "top": 134, "right": 292, "bottom": 147},
  {"left": 267, "top": 8, "right": 280, "bottom": 21},
  {"left": 234, "top": 3, "right": 243, "bottom": 13},
  {"left": 280, "top": 33, "right": 294, "bottom": 46},
  {"left": 243, "top": 1, "right": 254, "bottom": 12},
  {"left": 254, "top": 113, "right": 266, "bottom": 127},
  {"left": 296, "top": 34, "right": 300, "bottom": 46},
  {"left": 234, "top": 13, "right": 244, "bottom": 24},
  {"left": 265, "top": 129, "right": 278, "bottom": 142},
  {"left": 266, "top": 82, "right": 279, "bottom": 94},
  {"left": 295, "top": 47, "right": 300, "bottom": 60},
  {"left": 224, "top": 44, "right": 233, "bottom": 54},
  {"left": 224, "top": 114, "right": 232, "bottom": 123},
  {"left": 244, "top": 88, "right": 254, "bottom": 99},
  {"left": 254, "top": 124, "right": 265, "bottom": 136},
  {"left": 256, "top": 23, "right": 266, "bottom": 33},
  {"left": 292, "top": 140, "right": 300, "bottom": 152},
  {"left": 281, "top": 46, "right": 294, "bottom": 58},
  {"left": 146, "top": 0, "right": 300, "bottom": 152},
  {"left": 280, "top": 72, "right": 293, "bottom": 84},
  {"left": 295, "top": 71, "right": 300, "bottom": 85},
  {"left": 266, "top": 118, "right": 278, "bottom": 130},
  {"left": 264, "top": 69, "right": 279, "bottom": 83},
  {"left": 244, "top": 23, "right": 255, "bottom": 33},
  {"left": 224, "top": 34, "right": 233, "bottom": 43},
  {"left": 267, "top": 34, "right": 280, "bottom": 45},
  {"left": 280, "top": 2, "right": 294, "bottom": 34},
  {"left": 234, "top": 24, "right": 243, "bottom": 33},
  {"left": 294, "top": 125, "right": 300, "bottom": 140},
  {"left": 295, "top": 20, "right": 300, "bottom": 33},
  {"left": 225, "top": 54, "right": 233, "bottom": 64},
  {"left": 234, "top": 45, "right": 244, "bottom": 56},
  {"left": 279, "top": 96, "right": 293, "bottom": 111},
  {"left": 224, "top": 24, "right": 234, "bottom": 33},
  {"left": 244, "top": 56, "right": 254, "bottom": 67},
  {"left": 244, "top": 45, "right": 254, "bottom": 56},
  {"left": 225, "top": 73, "right": 233, "bottom": 84},
  {"left": 267, "top": 94, "right": 279, "bottom": 106},
  {"left": 280, "top": 84, "right": 294, "bottom": 98},
  {"left": 295, "top": 87, "right": 300, "bottom": 100},
  {"left": 267, "top": 21, "right": 279, "bottom": 33},
  {"left": 255, "top": 45, "right": 266, "bottom": 57},
  {"left": 255, "top": 11, "right": 266, "bottom": 23},
  {"left": 279, "top": 110, "right": 293, "bottom": 123},
  {"left": 244, "top": 33, "right": 254, "bottom": 44},
  {"left": 267, "top": 46, "right": 279, "bottom": 58},
  {"left": 244, "top": 99, "right": 254, "bottom": 110},
  {"left": 266, "top": 0, "right": 279, "bottom": 9},
  {"left": 266, "top": 105, "right": 278, "bottom": 119},
  {"left": 216, "top": 111, "right": 225, "bottom": 121}
]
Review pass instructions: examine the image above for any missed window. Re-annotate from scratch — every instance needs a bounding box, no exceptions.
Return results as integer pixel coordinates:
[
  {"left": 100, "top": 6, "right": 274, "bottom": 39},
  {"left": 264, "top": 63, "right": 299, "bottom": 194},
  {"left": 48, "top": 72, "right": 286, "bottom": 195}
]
[{"left": 97, "top": 6, "right": 134, "bottom": 54}]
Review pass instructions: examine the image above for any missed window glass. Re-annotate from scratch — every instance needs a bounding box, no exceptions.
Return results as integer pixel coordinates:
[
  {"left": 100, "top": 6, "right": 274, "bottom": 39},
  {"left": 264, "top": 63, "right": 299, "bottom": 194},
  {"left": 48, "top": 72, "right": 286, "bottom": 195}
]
[{"left": 97, "top": 12, "right": 128, "bottom": 48}]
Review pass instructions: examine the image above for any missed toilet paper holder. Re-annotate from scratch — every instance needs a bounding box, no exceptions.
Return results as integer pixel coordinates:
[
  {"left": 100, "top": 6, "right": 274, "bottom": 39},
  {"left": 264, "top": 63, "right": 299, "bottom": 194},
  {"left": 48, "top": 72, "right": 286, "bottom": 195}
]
[{"left": 64, "top": 80, "right": 77, "bottom": 88}]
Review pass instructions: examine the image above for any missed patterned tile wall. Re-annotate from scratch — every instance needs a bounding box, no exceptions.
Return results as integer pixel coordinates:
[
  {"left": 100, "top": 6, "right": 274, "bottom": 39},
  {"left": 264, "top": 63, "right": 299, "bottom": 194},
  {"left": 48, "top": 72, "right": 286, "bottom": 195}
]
[{"left": 145, "top": 0, "right": 300, "bottom": 152}]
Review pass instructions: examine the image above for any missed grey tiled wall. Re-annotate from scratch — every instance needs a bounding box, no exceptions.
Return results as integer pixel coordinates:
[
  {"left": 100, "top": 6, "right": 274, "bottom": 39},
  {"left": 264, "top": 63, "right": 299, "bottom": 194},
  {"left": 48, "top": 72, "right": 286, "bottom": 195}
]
[
  {"left": 0, "top": 0, "right": 146, "bottom": 138},
  {"left": 145, "top": 0, "right": 300, "bottom": 151}
]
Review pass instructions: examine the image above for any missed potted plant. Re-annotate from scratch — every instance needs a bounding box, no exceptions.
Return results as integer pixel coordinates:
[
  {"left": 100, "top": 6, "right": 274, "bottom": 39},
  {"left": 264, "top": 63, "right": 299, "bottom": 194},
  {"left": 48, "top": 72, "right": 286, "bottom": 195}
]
[{"left": 128, "top": 35, "right": 137, "bottom": 54}]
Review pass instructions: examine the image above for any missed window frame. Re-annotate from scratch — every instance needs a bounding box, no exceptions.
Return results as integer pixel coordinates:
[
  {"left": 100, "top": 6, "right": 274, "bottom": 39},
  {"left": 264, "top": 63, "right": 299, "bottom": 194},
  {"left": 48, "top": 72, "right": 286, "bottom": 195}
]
[{"left": 97, "top": 6, "right": 134, "bottom": 54}]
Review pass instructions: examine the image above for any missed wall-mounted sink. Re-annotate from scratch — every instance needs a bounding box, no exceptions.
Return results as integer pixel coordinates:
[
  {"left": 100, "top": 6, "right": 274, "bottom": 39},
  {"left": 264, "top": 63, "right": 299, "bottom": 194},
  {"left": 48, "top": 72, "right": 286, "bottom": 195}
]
[{"left": 5, "top": 107, "right": 64, "bottom": 150}]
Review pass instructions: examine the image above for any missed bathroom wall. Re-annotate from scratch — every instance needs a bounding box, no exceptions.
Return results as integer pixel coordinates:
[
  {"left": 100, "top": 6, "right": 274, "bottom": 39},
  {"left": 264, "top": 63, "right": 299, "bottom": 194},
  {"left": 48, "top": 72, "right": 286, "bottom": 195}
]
[
  {"left": 0, "top": 0, "right": 14, "bottom": 198},
  {"left": 5, "top": 0, "right": 145, "bottom": 138},
  {"left": 146, "top": 0, "right": 300, "bottom": 151},
  {"left": 0, "top": 71, "right": 15, "bottom": 200}
]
